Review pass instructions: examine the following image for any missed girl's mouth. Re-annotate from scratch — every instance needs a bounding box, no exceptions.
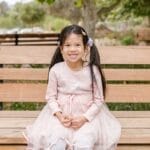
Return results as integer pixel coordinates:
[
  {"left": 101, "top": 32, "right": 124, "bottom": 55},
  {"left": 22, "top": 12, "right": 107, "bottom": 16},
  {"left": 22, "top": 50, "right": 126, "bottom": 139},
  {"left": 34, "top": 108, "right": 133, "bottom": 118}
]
[{"left": 68, "top": 54, "right": 78, "bottom": 59}]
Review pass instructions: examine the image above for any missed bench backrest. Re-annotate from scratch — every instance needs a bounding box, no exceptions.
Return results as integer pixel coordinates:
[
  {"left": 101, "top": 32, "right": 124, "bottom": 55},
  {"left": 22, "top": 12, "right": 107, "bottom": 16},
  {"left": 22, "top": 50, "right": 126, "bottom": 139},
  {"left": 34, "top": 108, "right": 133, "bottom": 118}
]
[
  {"left": 0, "top": 45, "right": 150, "bottom": 103},
  {"left": 0, "top": 33, "right": 59, "bottom": 46}
]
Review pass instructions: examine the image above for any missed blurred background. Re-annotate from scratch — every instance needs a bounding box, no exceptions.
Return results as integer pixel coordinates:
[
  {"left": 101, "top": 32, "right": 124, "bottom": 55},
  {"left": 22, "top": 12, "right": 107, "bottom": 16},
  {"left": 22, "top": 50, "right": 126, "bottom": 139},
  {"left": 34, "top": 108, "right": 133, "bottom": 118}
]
[{"left": 0, "top": 0, "right": 150, "bottom": 46}]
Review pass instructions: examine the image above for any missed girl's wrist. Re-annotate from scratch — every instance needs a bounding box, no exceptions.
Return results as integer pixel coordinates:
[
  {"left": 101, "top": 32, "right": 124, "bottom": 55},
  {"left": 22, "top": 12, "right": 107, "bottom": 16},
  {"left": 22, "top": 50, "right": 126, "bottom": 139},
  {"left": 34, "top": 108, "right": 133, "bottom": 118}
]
[
  {"left": 82, "top": 116, "right": 88, "bottom": 123},
  {"left": 54, "top": 111, "right": 63, "bottom": 120}
]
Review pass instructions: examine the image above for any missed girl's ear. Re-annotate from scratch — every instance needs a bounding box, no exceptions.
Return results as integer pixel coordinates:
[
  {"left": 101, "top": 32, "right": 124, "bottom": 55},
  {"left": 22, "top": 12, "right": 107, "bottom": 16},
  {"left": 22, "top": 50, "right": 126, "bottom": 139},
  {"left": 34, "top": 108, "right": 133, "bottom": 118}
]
[
  {"left": 85, "top": 45, "right": 90, "bottom": 54},
  {"left": 82, "top": 45, "right": 90, "bottom": 64}
]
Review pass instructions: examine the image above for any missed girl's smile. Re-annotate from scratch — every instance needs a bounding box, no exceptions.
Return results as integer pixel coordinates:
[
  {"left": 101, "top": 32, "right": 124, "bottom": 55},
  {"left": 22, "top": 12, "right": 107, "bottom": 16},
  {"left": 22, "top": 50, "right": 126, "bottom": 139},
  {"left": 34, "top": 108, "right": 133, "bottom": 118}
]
[
  {"left": 68, "top": 53, "right": 78, "bottom": 60},
  {"left": 61, "top": 33, "right": 87, "bottom": 69}
]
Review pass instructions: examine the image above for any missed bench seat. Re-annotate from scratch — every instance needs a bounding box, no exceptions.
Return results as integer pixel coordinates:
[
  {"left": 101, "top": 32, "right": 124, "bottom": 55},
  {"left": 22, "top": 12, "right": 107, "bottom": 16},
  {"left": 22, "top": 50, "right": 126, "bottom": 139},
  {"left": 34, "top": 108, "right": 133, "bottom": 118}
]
[{"left": 0, "top": 111, "right": 150, "bottom": 150}]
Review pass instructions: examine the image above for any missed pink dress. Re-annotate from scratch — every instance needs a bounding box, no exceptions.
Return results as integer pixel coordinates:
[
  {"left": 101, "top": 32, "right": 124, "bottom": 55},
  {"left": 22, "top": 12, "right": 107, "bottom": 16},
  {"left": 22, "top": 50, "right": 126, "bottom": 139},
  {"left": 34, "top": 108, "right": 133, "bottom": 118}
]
[{"left": 24, "top": 62, "right": 121, "bottom": 150}]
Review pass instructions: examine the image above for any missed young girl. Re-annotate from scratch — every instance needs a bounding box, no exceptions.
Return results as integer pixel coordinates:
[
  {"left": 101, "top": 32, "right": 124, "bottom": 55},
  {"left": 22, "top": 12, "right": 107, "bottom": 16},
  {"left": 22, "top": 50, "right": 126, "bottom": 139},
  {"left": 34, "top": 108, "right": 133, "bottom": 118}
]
[{"left": 24, "top": 24, "right": 121, "bottom": 150}]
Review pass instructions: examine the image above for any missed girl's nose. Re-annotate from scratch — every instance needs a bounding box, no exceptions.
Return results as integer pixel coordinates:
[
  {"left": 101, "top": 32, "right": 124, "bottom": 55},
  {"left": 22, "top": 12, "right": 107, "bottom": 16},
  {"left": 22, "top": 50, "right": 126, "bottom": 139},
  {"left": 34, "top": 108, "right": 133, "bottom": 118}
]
[{"left": 69, "top": 46, "right": 76, "bottom": 51}]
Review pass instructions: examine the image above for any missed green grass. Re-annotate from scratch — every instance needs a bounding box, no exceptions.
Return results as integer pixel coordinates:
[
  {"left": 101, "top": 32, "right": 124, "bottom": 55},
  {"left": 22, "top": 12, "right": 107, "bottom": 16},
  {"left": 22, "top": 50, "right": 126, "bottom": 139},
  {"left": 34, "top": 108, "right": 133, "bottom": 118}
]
[
  {"left": 2, "top": 102, "right": 150, "bottom": 111},
  {"left": 107, "top": 103, "right": 150, "bottom": 111},
  {"left": 3, "top": 102, "right": 45, "bottom": 110}
]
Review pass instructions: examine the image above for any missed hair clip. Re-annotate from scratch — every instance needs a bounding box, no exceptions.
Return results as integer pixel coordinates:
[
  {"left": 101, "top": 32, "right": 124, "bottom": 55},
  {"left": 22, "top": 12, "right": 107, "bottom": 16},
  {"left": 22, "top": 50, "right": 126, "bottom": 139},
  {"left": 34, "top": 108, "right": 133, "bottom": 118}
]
[
  {"left": 81, "top": 30, "right": 87, "bottom": 36},
  {"left": 87, "top": 38, "right": 93, "bottom": 47}
]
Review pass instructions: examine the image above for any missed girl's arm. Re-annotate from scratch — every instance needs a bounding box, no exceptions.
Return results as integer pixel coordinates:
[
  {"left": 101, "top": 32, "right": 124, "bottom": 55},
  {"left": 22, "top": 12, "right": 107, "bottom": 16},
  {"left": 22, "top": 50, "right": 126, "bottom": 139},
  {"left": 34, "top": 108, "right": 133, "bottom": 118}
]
[
  {"left": 45, "top": 68, "right": 62, "bottom": 115},
  {"left": 83, "top": 66, "right": 104, "bottom": 121}
]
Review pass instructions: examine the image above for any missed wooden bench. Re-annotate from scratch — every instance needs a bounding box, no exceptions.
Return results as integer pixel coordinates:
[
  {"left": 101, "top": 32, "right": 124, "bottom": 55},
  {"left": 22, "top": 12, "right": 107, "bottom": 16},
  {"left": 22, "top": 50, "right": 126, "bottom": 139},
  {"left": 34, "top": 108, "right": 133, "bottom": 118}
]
[
  {"left": 0, "top": 44, "right": 150, "bottom": 150},
  {"left": 136, "top": 27, "right": 150, "bottom": 43},
  {"left": 0, "top": 33, "right": 59, "bottom": 46}
]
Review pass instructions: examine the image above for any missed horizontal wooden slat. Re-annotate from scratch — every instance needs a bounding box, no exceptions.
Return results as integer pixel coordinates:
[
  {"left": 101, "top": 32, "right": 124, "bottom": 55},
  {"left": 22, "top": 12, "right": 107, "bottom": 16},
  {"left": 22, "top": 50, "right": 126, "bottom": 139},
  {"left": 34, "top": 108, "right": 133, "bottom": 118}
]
[
  {"left": 0, "top": 145, "right": 150, "bottom": 150},
  {"left": 0, "top": 118, "right": 35, "bottom": 128},
  {"left": 112, "top": 111, "right": 150, "bottom": 118},
  {"left": 1, "top": 110, "right": 150, "bottom": 128},
  {"left": 0, "top": 146, "right": 26, "bottom": 150},
  {"left": 0, "top": 39, "right": 58, "bottom": 43},
  {"left": 0, "top": 111, "right": 150, "bottom": 118},
  {"left": 0, "top": 117, "right": 150, "bottom": 128},
  {"left": 104, "top": 69, "right": 150, "bottom": 81},
  {"left": 0, "top": 111, "right": 40, "bottom": 118},
  {"left": 0, "top": 111, "right": 150, "bottom": 145},
  {"left": 120, "top": 118, "right": 150, "bottom": 128},
  {"left": 0, "top": 33, "right": 59, "bottom": 38},
  {"left": 100, "top": 46, "right": 150, "bottom": 64},
  {"left": 0, "top": 83, "right": 150, "bottom": 102},
  {"left": 117, "top": 145, "right": 150, "bottom": 150},
  {"left": 106, "top": 84, "right": 150, "bottom": 102},
  {"left": 0, "top": 128, "right": 150, "bottom": 144},
  {"left": 0, "top": 46, "right": 56, "bottom": 64},
  {"left": 0, "top": 46, "right": 150, "bottom": 64},
  {"left": 120, "top": 129, "right": 150, "bottom": 144},
  {"left": 1, "top": 43, "right": 58, "bottom": 46},
  {"left": 0, "top": 68, "right": 48, "bottom": 80},
  {"left": 1, "top": 68, "right": 150, "bottom": 81},
  {"left": 0, "top": 137, "right": 25, "bottom": 145},
  {"left": 0, "top": 83, "right": 46, "bottom": 102},
  {"left": 0, "top": 145, "right": 149, "bottom": 150}
]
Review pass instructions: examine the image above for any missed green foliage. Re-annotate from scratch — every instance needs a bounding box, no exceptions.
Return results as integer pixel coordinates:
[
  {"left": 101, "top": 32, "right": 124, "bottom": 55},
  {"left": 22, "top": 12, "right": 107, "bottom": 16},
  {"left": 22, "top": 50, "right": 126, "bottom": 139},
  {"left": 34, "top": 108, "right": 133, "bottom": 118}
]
[
  {"left": 50, "top": 19, "right": 70, "bottom": 31},
  {"left": 6, "top": 102, "right": 45, "bottom": 110},
  {"left": 108, "top": 0, "right": 149, "bottom": 21},
  {"left": 19, "top": 3, "right": 45, "bottom": 26},
  {"left": 120, "top": 0, "right": 150, "bottom": 18},
  {"left": 121, "top": 35, "right": 135, "bottom": 45},
  {"left": 37, "top": 0, "right": 55, "bottom": 4},
  {"left": 43, "top": 16, "right": 70, "bottom": 31},
  {"left": 4, "top": 102, "right": 150, "bottom": 110},
  {"left": 108, "top": 103, "right": 150, "bottom": 111},
  {"left": 0, "top": 15, "right": 19, "bottom": 28},
  {"left": 0, "top": 1, "right": 70, "bottom": 30},
  {"left": 0, "top": 2, "right": 46, "bottom": 28},
  {"left": 74, "top": 0, "right": 83, "bottom": 8}
]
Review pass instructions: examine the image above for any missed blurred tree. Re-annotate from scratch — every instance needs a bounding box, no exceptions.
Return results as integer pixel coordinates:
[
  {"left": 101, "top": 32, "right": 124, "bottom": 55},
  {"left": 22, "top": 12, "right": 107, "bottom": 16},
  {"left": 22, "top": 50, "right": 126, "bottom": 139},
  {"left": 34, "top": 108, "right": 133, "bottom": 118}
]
[
  {"left": 0, "top": 1, "right": 9, "bottom": 16},
  {"left": 120, "top": 0, "right": 150, "bottom": 26},
  {"left": 20, "top": 2, "right": 45, "bottom": 27},
  {"left": 37, "top": 0, "right": 121, "bottom": 38}
]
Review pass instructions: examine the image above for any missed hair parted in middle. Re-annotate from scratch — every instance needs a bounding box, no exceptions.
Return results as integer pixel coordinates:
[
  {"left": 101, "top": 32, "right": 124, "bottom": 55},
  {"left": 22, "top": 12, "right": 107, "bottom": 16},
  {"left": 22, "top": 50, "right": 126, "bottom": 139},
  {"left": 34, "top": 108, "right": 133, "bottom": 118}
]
[{"left": 48, "top": 24, "right": 106, "bottom": 98}]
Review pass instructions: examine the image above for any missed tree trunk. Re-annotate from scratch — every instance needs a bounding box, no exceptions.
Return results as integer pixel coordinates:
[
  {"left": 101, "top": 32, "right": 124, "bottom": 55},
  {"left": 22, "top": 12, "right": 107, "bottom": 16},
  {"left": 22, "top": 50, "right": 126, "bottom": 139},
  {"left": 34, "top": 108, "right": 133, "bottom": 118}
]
[
  {"left": 148, "top": 16, "right": 150, "bottom": 27},
  {"left": 81, "top": 0, "right": 97, "bottom": 38},
  {"left": 143, "top": 16, "right": 150, "bottom": 27}
]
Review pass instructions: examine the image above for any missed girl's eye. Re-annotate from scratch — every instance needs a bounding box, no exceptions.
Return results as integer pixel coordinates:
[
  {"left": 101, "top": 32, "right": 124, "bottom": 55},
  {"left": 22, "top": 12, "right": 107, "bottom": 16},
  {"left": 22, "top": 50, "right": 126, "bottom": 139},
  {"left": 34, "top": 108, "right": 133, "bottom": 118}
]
[
  {"left": 76, "top": 44, "right": 81, "bottom": 47},
  {"left": 64, "top": 44, "right": 70, "bottom": 47},
  {"left": 63, "top": 43, "right": 82, "bottom": 47}
]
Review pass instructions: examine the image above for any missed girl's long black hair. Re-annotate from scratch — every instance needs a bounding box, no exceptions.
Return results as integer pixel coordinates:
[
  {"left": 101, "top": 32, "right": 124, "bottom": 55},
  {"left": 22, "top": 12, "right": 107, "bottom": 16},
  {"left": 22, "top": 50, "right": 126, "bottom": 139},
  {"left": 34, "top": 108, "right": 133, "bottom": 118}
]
[{"left": 48, "top": 24, "right": 106, "bottom": 98}]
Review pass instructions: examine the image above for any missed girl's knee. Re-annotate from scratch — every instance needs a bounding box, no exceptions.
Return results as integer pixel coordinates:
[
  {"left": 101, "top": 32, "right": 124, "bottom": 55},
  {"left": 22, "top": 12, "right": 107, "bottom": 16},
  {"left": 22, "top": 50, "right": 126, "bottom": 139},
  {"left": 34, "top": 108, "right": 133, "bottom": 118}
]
[
  {"left": 50, "top": 138, "right": 67, "bottom": 150},
  {"left": 73, "top": 138, "right": 94, "bottom": 150},
  {"left": 74, "top": 146, "right": 93, "bottom": 150}
]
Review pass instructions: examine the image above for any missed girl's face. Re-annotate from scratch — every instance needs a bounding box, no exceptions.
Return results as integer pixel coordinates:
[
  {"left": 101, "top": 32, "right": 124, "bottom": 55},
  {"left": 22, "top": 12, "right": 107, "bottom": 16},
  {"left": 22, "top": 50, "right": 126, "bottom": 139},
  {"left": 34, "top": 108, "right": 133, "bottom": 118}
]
[{"left": 61, "top": 33, "right": 87, "bottom": 66}]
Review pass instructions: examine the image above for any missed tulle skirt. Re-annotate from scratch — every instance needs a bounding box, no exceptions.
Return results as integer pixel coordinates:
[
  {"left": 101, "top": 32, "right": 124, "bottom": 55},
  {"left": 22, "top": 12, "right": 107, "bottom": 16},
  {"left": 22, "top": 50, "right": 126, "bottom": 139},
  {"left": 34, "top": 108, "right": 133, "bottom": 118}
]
[{"left": 23, "top": 103, "right": 121, "bottom": 150}]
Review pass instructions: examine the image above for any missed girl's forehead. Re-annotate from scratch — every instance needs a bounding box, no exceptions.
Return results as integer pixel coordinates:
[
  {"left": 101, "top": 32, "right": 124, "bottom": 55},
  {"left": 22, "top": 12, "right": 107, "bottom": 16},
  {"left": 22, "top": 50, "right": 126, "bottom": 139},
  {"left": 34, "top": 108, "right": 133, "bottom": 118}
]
[{"left": 64, "top": 33, "right": 83, "bottom": 42}]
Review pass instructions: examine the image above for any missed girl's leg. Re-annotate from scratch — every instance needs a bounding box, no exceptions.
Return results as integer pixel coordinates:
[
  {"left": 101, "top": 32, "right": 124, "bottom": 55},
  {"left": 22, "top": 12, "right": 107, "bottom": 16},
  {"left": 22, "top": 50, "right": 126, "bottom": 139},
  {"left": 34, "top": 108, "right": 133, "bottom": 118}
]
[
  {"left": 50, "top": 138, "right": 67, "bottom": 150},
  {"left": 73, "top": 135, "right": 94, "bottom": 150}
]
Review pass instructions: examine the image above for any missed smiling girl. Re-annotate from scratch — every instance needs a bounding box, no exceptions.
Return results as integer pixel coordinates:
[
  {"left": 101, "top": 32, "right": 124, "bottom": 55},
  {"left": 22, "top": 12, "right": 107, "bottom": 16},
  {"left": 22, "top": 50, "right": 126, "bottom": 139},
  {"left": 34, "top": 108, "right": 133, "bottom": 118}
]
[{"left": 24, "top": 24, "right": 121, "bottom": 150}]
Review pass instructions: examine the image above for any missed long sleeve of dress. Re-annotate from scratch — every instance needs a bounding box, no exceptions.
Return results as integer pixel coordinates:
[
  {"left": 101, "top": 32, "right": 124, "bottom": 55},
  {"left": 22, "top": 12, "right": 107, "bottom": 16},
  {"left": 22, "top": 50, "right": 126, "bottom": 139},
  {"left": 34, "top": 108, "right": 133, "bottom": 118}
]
[
  {"left": 83, "top": 66, "right": 104, "bottom": 121},
  {"left": 45, "top": 68, "right": 61, "bottom": 115}
]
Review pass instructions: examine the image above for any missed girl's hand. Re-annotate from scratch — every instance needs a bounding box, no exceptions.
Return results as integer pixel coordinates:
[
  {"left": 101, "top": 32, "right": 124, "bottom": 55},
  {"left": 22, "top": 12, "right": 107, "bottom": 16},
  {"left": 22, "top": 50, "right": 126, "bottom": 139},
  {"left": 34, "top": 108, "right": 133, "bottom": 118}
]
[
  {"left": 54, "top": 112, "right": 72, "bottom": 128},
  {"left": 71, "top": 116, "right": 88, "bottom": 129},
  {"left": 60, "top": 115, "right": 72, "bottom": 127}
]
